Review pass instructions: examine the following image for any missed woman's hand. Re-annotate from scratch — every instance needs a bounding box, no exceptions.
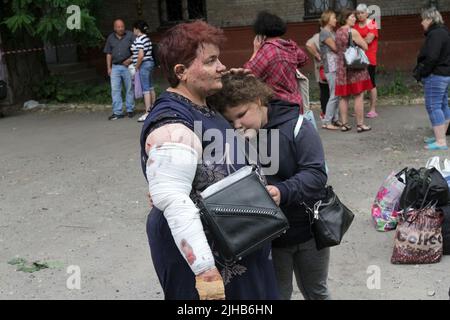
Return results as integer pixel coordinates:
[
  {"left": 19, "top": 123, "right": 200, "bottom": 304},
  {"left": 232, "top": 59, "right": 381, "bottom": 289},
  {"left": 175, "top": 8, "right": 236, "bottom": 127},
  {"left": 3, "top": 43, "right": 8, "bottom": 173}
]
[
  {"left": 147, "top": 192, "right": 153, "bottom": 207},
  {"left": 223, "top": 68, "right": 253, "bottom": 76},
  {"left": 122, "top": 58, "right": 132, "bottom": 66},
  {"left": 253, "top": 35, "right": 265, "bottom": 52},
  {"left": 352, "top": 30, "right": 368, "bottom": 51},
  {"left": 195, "top": 267, "right": 225, "bottom": 300},
  {"left": 266, "top": 185, "right": 281, "bottom": 206}
]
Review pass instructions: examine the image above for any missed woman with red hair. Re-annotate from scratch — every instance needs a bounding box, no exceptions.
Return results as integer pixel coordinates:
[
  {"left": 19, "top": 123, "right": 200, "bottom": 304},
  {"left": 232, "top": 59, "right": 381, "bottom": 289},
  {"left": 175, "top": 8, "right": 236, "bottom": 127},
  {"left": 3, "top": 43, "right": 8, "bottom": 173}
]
[{"left": 140, "top": 21, "right": 279, "bottom": 300}]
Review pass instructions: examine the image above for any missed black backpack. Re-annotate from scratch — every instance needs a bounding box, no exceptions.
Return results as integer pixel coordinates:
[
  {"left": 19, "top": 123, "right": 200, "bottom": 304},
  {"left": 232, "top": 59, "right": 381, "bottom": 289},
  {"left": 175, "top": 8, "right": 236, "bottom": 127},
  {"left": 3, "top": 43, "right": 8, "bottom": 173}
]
[
  {"left": 396, "top": 167, "right": 449, "bottom": 210},
  {"left": 0, "top": 80, "right": 6, "bottom": 100}
]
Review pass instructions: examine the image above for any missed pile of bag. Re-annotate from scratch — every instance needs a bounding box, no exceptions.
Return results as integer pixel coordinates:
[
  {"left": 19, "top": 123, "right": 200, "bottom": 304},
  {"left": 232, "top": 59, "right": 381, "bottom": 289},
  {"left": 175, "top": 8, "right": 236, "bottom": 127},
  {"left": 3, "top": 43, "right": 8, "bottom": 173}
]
[{"left": 371, "top": 157, "right": 450, "bottom": 264}]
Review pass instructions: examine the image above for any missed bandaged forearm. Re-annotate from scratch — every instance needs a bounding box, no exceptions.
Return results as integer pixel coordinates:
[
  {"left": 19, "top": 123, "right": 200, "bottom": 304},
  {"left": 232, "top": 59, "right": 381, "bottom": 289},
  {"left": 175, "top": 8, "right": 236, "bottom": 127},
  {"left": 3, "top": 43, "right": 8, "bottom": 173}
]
[{"left": 146, "top": 143, "right": 215, "bottom": 275}]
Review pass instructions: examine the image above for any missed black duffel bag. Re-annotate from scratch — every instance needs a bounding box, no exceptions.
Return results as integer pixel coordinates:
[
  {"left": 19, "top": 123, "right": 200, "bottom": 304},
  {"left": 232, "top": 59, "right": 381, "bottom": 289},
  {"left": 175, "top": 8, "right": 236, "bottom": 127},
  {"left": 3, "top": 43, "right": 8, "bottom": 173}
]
[
  {"left": 397, "top": 167, "right": 449, "bottom": 210},
  {"left": 442, "top": 203, "right": 450, "bottom": 255},
  {"left": 0, "top": 80, "right": 7, "bottom": 100}
]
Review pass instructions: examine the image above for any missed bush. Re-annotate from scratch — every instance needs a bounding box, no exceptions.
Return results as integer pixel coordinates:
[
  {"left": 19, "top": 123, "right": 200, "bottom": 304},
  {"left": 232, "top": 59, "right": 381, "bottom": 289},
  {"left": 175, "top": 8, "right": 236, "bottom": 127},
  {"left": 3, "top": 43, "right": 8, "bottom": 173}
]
[
  {"left": 378, "top": 72, "right": 412, "bottom": 97},
  {"left": 32, "top": 76, "right": 161, "bottom": 105}
]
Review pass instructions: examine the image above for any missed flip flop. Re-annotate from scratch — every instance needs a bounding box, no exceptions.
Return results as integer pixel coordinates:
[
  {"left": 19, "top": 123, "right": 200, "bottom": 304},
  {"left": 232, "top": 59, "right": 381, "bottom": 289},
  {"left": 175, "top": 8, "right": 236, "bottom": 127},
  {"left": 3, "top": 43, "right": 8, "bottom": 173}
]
[
  {"left": 424, "top": 137, "right": 436, "bottom": 144},
  {"left": 425, "top": 142, "right": 448, "bottom": 151},
  {"left": 365, "top": 111, "right": 378, "bottom": 118}
]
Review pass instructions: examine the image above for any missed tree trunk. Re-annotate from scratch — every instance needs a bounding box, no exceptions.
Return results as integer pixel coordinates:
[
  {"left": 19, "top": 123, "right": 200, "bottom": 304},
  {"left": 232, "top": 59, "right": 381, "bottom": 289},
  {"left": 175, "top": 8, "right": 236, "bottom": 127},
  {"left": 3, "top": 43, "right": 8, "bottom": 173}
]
[{"left": 0, "top": 1, "right": 48, "bottom": 106}]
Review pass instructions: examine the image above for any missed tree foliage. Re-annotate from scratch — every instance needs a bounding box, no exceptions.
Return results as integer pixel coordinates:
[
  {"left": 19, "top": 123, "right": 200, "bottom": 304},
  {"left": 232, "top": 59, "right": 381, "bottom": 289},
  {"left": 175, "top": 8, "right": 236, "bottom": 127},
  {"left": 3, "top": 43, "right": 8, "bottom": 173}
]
[{"left": 2, "top": 0, "right": 104, "bottom": 47}]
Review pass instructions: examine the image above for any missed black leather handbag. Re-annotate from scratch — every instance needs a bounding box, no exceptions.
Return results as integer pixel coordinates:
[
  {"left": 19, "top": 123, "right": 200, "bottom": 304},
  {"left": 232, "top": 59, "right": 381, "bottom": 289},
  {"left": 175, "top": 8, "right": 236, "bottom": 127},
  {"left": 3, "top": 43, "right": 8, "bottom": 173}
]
[
  {"left": 304, "top": 186, "right": 355, "bottom": 250},
  {"left": 197, "top": 165, "right": 289, "bottom": 264}
]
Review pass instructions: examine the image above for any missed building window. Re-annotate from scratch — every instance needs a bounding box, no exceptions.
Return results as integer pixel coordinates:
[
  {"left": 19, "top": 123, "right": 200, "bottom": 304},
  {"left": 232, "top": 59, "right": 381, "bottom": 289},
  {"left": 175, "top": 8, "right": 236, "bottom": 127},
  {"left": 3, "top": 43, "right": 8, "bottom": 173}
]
[
  {"left": 304, "top": 0, "right": 357, "bottom": 19},
  {"left": 159, "top": 0, "right": 206, "bottom": 26},
  {"left": 428, "top": 0, "right": 438, "bottom": 9}
]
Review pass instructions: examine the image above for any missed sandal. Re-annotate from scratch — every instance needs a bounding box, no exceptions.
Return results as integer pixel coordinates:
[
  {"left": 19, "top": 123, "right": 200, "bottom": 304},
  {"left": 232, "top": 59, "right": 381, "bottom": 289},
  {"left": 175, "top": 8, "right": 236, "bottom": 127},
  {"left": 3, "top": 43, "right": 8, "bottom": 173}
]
[
  {"left": 341, "top": 123, "right": 352, "bottom": 132},
  {"left": 425, "top": 142, "right": 448, "bottom": 151},
  {"left": 357, "top": 124, "right": 372, "bottom": 133},
  {"left": 332, "top": 120, "right": 343, "bottom": 127},
  {"left": 424, "top": 137, "right": 436, "bottom": 144},
  {"left": 322, "top": 123, "right": 340, "bottom": 130}
]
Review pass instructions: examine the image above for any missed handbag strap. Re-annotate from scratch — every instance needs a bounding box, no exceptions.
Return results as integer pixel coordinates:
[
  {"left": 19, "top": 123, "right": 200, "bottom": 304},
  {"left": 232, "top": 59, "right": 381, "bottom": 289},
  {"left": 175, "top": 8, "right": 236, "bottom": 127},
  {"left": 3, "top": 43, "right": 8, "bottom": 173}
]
[
  {"left": 223, "top": 137, "right": 262, "bottom": 177},
  {"left": 347, "top": 28, "right": 354, "bottom": 47}
]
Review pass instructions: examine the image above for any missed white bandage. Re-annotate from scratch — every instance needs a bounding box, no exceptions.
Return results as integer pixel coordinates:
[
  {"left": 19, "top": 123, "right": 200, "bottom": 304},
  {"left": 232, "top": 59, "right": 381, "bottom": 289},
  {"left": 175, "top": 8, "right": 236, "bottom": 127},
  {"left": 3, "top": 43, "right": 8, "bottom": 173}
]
[{"left": 146, "top": 143, "right": 215, "bottom": 275}]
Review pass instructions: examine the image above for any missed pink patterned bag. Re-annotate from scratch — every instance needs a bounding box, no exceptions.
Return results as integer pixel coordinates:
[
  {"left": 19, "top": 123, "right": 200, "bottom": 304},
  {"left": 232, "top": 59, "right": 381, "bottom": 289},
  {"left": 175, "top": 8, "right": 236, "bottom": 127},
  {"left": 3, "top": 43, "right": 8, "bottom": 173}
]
[{"left": 371, "top": 171, "right": 405, "bottom": 231}]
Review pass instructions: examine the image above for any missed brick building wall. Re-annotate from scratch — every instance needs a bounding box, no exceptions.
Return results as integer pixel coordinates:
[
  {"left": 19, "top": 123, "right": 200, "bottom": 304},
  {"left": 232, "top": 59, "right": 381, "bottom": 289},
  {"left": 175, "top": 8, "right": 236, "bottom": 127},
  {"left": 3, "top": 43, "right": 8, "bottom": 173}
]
[
  {"left": 206, "top": 0, "right": 442, "bottom": 27},
  {"left": 88, "top": 0, "right": 450, "bottom": 76},
  {"left": 97, "top": 0, "right": 449, "bottom": 33},
  {"left": 206, "top": 0, "right": 305, "bottom": 27},
  {"left": 97, "top": 0, "right": 159, "bottom": 35}
]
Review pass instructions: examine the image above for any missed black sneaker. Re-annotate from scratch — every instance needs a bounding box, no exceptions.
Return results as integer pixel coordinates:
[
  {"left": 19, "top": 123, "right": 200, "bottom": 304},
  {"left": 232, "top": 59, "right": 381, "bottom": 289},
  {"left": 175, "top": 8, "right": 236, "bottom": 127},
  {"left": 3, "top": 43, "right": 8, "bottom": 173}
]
[
  {"left": 127, "top": 111, "right": 135, "bottom": 118},
  {"left": 108, "top": 114, "right": 124, "bottom": 120}
]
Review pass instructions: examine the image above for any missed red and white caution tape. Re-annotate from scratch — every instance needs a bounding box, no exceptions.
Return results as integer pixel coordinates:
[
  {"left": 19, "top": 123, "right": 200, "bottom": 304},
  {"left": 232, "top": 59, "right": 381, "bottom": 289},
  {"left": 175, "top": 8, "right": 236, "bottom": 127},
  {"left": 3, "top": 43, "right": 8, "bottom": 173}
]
[{"left": 0, "top": 43, "right": 77, "bottom": 56}]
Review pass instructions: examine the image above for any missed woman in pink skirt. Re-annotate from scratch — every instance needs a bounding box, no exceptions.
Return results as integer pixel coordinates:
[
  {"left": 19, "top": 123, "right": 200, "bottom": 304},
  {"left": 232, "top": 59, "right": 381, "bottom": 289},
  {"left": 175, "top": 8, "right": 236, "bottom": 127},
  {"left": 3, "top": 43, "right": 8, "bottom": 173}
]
[{"left": 335, "top": 9, "right": 374, "bottom": 133}]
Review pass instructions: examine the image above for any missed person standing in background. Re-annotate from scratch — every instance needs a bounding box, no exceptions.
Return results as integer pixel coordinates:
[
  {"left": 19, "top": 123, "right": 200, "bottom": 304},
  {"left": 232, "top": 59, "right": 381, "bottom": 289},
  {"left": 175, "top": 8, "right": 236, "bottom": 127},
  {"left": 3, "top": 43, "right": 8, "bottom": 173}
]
[
  {"left": 319, "top": 10, "right": 342, "bottom": 130},
  {"left": 244, "top": 11, "right": 309, "bottom": 112},
  {"left": 354, "top": 4, "right": 379, "bottom": 119},
  {"left": 131, "top": 20, "right": 156, "bottom": 123},
  {"left": 413, "top": 8, "right": 450, "bottom": 150},
  {"left": 306, "top": 28, "right": 330, "bottom": 120},
  {"left": 334, "top": 9, "right": 373, "bottom": 133},
  {"left": 104, "top": 19, "right": 135, "bottom": 120}
]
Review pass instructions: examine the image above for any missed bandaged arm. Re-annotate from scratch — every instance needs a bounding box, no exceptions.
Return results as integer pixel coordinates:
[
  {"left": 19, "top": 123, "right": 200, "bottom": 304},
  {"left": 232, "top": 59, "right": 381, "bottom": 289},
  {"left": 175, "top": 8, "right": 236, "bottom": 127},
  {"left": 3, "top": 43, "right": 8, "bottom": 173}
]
[{"left": 145, "top": 124, "right": 215, "bottom": 275}]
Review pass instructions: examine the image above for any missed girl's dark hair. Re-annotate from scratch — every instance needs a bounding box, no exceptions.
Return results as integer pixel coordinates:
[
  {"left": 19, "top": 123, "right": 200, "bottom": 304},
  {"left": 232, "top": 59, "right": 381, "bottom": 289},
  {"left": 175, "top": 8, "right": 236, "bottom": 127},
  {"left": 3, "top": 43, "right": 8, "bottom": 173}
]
[
  {"left": 207, "top": 73, "right": 273, "bottom": 113},
  {"left": 252, "top": 11, "right": 287, "bottom": 37},
  {"left": 338, "top": 9, "right": 355, "bottom": 26},
  {"left": 133, "top": 20, "right": 150, "bottom": 34}
]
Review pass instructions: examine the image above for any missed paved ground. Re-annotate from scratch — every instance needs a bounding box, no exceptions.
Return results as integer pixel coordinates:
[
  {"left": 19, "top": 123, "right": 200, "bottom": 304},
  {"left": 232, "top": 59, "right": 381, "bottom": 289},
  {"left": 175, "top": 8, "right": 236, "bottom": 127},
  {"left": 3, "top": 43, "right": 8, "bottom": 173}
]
[{"left": 0, "top": 104, "right": 449, "bottom": 300}]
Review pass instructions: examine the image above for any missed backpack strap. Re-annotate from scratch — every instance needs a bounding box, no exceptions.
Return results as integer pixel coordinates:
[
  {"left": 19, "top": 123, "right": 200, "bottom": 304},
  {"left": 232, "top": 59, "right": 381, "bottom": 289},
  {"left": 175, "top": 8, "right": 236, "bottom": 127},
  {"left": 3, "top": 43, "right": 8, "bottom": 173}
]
[{"left": 294, "top": 115, "right": 304, "bottom": 138}]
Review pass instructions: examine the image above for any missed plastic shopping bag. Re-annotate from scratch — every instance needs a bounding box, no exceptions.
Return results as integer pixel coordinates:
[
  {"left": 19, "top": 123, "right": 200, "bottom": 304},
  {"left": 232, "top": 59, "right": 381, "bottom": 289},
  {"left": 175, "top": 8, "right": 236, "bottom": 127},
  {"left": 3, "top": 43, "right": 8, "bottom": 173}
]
[
  {"left": 391, "top": 206, "right": 444, "bottom": 264},
  {"left": 134, "top": 71, "right": 143, "bottom": 100},
  {"left": 371, "top": 171, "right": 405, "bottom": 231},
  {"left": 426, "top": 156, "right": 450, "bottom": 187},
  {"left": 443, "top": 158, "right": 450, "bottom": 187},
  {"left": 425, "top": 156, "right": 441, "bottom": 172}
]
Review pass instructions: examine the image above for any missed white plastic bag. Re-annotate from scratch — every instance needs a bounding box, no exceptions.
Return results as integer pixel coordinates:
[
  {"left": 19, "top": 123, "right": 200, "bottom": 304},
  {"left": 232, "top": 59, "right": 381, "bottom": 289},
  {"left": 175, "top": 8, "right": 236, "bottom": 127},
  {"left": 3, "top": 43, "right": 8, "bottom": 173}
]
[
  {"left": 426, "top": 156, "right": 450, "bottom": 187},
  {"left": 128, "top": 64, "right": 136, "bottom": 78},
  {"left": 425, "top": 156, "right": 442, "bottom": 173},
  {"left": 443, "top": 158, "right": 450, "bottom": 187}
]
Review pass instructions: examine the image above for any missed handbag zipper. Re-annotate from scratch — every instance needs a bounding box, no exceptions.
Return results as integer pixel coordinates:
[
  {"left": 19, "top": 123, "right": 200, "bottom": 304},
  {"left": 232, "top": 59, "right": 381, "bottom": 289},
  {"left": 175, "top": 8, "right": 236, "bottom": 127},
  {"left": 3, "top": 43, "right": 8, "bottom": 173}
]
[{"left": 211, "top": 206, "right": 278, "bottom": 216}]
